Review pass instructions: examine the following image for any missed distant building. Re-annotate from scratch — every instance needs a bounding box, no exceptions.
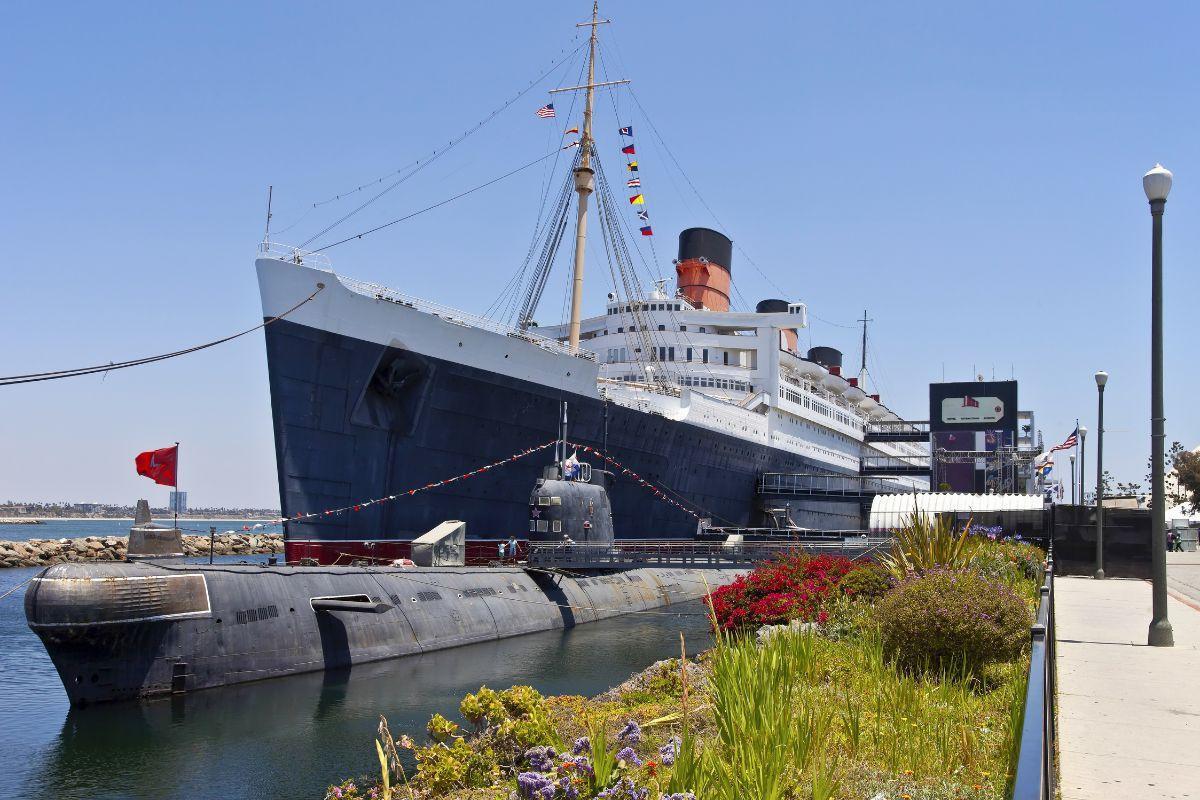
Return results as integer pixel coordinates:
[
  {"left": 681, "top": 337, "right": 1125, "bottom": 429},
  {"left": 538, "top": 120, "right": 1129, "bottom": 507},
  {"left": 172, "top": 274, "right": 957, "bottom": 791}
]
[{"left": 168, "top": 491, "right": 188, "bottom": 514}]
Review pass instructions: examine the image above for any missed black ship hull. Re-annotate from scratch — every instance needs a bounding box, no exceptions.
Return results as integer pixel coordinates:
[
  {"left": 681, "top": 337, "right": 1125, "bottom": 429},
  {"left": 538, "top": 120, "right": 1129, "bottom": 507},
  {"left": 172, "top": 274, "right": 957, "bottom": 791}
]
[{"left": 265, "top": 318, "right": 861, "bottom": 561}]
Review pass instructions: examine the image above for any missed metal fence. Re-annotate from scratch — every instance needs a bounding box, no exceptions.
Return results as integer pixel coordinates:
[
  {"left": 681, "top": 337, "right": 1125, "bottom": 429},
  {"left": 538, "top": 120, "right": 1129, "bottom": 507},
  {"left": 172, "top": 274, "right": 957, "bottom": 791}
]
[{"left": 1011, "top": 558, "right": 1056, "bottom": 800}]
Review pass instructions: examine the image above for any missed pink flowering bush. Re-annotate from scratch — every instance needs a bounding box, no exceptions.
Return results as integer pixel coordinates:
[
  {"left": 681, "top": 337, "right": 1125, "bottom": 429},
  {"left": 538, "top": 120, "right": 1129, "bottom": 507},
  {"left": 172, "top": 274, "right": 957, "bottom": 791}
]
[{"left": 875, "top": 568, "right": 1032, "bottom": 672}]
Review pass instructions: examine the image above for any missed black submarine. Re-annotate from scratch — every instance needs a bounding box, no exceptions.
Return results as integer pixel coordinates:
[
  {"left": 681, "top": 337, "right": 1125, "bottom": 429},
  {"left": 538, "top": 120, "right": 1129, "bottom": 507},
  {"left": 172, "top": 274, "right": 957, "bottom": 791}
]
[{"left": 24, "top": 462, "right": 747, "bottom": 705}]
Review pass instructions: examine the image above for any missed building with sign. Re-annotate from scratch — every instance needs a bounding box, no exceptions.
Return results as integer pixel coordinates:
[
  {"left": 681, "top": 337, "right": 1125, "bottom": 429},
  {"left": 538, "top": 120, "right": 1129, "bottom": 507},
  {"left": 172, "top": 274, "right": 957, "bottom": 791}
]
[{"left": 928, "top": 381, "right": 1040, "bottom": 494}]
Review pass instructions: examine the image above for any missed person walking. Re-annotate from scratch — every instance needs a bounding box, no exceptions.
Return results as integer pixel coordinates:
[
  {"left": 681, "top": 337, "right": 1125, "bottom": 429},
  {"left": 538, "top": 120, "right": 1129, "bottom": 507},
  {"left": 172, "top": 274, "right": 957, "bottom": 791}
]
[{"left": 506, "top": 535, "right": 519, "bottom": 562}]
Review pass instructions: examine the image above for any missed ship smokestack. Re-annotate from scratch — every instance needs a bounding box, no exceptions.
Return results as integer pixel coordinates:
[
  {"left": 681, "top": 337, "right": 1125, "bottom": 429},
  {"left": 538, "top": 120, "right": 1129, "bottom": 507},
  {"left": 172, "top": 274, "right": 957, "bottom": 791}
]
[
  {"left": 755, "top": 298, "right": 799, "bottom": 352},
  {"left": 675, "top": 228, "right": 732, "bottom": 312}
]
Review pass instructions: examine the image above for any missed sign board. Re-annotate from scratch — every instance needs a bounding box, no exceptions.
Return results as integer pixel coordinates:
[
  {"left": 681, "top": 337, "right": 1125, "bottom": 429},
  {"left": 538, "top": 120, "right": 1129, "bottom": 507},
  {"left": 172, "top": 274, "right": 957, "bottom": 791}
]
[
  {"left": 929, "top": 380, "right": 1018, "bottom": 433},
  {"left": 940, "top": 395, "right": 1004, "bottom": 425}
]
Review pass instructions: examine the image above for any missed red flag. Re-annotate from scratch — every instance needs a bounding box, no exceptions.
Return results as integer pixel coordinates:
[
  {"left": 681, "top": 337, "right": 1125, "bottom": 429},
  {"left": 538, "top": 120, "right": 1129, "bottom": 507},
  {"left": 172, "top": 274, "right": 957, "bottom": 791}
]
[
  {"left": 134, "top": 445, "right": 178, "bottom": 486},
  {"left": 621, "top": 144, "right": 636, "bottom": 155}
]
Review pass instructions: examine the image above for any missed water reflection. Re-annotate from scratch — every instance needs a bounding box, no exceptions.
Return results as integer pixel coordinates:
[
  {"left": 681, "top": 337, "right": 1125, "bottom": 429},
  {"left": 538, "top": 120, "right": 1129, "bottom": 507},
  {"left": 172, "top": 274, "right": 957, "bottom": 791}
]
[{"left": 17, "top": 596, "right": 711, "bottom": 800}]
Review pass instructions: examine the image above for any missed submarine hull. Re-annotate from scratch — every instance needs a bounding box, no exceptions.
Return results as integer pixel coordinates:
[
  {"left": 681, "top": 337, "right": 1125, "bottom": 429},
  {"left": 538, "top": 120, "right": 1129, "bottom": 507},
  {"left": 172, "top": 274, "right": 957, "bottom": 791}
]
[{"left": 25, "top": 560, "right": 740, "bottom": 705}]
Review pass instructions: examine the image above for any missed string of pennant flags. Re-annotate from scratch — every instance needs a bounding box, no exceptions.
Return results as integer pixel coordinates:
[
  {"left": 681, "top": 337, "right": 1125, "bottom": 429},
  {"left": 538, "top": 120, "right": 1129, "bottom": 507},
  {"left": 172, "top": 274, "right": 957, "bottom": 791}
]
[
  {"left": 619, "top": 125, "right": 653, "bottom": 236},
  {"left": 565, "top": 440, "right": 702, "bottom": 520},
  {"left": 217, "top": 441, "right": 556, "bottom": 536},
  {"left": 216, "top": 439, "right": 704, "bottom": 538},
  {"left": 536, "top": 103, "right": 652, "bottom": 237}
]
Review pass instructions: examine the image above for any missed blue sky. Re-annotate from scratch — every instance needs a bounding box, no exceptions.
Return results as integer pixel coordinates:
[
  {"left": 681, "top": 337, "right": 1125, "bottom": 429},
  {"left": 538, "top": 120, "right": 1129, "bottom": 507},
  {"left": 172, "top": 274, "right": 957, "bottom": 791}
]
[{"left": 2, "top": 1, "right": 1197, "bottom": 508}]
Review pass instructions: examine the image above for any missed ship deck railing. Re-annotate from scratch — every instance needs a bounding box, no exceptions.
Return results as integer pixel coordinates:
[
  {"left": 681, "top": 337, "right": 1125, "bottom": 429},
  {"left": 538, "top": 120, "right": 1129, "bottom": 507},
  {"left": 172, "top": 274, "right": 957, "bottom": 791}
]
[
  {"left": 280, "top": 262, "right": 598, "bottom": 363},
  {"left": 525, "top": 537, "right": 892, "bottom": 570},
  {"left": 258, "top": 241, "right": 333, "bottom": 268}
]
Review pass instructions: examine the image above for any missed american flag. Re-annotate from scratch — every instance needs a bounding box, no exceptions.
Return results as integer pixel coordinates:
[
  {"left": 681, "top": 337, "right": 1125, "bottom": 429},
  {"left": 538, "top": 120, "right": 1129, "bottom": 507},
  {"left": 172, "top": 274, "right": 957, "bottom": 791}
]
[
  {"left": 536, "top": 103, "right": 556, "bottom": 118},
  {"left": 1049, "top": 426, "right": 1079, "bottom": 453},
  {"left": 626, "top": 178, "right": 641, "bottom": 188}
]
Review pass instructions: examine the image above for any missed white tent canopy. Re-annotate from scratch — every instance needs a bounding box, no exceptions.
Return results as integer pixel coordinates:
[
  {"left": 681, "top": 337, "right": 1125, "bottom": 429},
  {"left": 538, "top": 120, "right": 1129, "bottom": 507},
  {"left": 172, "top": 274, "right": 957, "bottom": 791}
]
[{"left": 869, "top": 492, "right": 1045, "bottom": 533}]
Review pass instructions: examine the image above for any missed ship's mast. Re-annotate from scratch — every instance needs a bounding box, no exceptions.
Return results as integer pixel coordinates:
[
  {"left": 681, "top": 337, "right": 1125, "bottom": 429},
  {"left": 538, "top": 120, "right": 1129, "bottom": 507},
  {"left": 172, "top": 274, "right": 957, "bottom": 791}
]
[{"left": 551, "top": 2, "right": 628, "bottom": 352}]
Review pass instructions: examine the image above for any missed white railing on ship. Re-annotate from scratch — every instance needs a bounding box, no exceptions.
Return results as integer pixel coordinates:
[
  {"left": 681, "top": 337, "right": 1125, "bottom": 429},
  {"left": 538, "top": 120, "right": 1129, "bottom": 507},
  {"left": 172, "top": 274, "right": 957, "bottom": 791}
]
[
  {"left": 336, "top": 274, "right": 597, "bottom": 362},
  {"left": 257, "top": 241, "right": 333, "bottom": 268}
]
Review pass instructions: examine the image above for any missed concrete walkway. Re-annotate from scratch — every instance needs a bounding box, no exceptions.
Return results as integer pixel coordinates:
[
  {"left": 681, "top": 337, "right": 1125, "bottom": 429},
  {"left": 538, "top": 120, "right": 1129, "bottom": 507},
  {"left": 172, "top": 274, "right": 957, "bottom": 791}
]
[{"left": 1056, "top": 563, "right": 1200, "bottom": 799}]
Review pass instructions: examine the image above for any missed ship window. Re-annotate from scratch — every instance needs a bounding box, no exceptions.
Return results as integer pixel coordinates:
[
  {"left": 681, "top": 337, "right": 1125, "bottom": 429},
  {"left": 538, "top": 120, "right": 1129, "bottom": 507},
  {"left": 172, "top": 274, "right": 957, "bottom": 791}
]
[
  {"left": 552, "top": 520, "right": 562, "bottom": 533},
  {"left": 686, "top": 347, "right": 692, "bottom": 361},
  {"left": 680, "top": 325, "right": 687, "bottom": 332},
  {"left": 699, "top": 327, "right": 707, "bottom": 333},
  {"left": 529, "top": 520, "right": 537, "bottom": 532},
  {"left": 538, "top": 496, "right": 551, "bottom": 506},
  {"left": 668, "top": 347, "right": 675, "bottom": 361},
  {"left": 657, "top": 324, "right": 665, "bottom": 331},
  {"left": 537, "top": 520, "right": 549, "bottom": 532},
  {"left": 624, "top": 305, "right": 631, "bottom": 313},
  {"left": 617, "top": 327, "right": 623, "bottom": 333},
  {"left": 702, "top": 349, "right": 709, "bottom": 363},
  {"left": 550, "top": 496, "right": 562, "bottom": 505}
]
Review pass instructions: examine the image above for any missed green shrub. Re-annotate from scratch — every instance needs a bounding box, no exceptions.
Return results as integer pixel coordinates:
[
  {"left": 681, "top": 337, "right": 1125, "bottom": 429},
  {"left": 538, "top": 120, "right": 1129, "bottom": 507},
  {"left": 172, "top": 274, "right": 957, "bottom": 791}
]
[
  {"left": 413, "top": 737, "right": 496, "bottom": 793},
  {"left": 876, "top": 570, "right": 1032, "bottom": 672},
  {"left": 971, "top": 540, "right": 1045, "bottom": 584},
  {"left": 839, "top": 562, "right": 892, "bottom": 602},
  {"left": 425, "top": 712, "right": 460, "bottom": 744},
  {"left": 460, "top": 686, "right": 507, "bottom": 727}
]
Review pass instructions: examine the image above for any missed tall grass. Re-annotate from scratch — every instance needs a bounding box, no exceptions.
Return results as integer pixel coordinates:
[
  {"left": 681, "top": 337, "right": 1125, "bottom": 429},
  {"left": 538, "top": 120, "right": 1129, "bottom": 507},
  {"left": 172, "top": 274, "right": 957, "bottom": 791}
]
[{"left": 685, "top": 625, "right": 1023, "bottom": 797}]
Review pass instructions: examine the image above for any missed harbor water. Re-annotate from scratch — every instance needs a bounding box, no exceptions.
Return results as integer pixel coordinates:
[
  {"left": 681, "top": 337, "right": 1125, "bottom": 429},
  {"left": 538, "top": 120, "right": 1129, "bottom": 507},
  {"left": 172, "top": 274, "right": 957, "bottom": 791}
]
[{"left": 0, "top": 555, "right": 714, "bottom": 800}]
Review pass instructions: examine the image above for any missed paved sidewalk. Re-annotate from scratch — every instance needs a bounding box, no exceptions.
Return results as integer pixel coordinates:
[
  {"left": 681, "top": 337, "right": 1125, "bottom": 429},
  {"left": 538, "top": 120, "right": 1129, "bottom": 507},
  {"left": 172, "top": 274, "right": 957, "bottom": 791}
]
[{"left": 1056, "top": 574, "right": 1200, "bottom": 799}]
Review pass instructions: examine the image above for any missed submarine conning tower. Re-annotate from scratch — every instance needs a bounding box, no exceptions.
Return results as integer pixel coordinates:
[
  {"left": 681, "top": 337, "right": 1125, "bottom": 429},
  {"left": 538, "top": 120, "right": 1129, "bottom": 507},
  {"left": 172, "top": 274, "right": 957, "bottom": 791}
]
[
  {"left": 529, "top": 464, "right": 615, "bottom": 544},
  {"left": 675, "top": 227, "right": 732, "bottom": 312}
]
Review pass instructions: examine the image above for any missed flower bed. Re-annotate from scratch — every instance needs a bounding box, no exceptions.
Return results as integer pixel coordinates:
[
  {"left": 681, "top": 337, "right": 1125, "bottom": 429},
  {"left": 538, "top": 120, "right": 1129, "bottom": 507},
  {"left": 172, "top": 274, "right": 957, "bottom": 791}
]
[{"left": 327, "top": 540, "right": 1044, "bottom": 800}]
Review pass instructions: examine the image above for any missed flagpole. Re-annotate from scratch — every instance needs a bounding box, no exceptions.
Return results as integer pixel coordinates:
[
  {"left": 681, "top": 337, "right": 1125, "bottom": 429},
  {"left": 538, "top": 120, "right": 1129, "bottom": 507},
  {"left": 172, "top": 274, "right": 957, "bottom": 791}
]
[{"left": 174, "top": 440, "right": 180, "bottom": 532}]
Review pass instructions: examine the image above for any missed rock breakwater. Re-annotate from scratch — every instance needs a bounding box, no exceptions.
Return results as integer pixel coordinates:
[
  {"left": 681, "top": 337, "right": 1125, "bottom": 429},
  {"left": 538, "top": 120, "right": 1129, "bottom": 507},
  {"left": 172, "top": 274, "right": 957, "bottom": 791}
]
[{"left": 0, "top": 532, "right": 284, "bottom": 568}]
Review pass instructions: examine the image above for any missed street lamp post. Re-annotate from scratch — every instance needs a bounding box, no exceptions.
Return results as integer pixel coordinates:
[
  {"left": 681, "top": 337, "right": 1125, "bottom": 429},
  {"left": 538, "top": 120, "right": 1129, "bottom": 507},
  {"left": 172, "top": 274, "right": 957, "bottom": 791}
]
[
  {"left": 1095, "top": 371, "right": 1108, "bottom": 579},
  {"left": 1069, "top": 454, "right": 1076, "bottom": 504},
  {"left": 1144, "top": 163, "right": 1174, "bottom": 647},
  {"left": 1078, "top": 425, "right": 1088, "bottom": 504}
]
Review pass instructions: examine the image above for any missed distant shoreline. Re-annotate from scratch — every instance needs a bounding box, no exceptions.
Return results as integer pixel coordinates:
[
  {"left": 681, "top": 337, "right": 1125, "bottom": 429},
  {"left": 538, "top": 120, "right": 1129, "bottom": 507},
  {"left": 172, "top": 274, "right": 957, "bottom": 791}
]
[{"left": 1, "top": 517, "right": 277, "bottom": 523}]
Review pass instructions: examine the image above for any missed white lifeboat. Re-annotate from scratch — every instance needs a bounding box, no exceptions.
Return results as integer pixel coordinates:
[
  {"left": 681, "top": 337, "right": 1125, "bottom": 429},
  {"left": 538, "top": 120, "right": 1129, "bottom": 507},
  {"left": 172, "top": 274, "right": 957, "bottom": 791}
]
[
  {"left": 795, "top": 358, "right": 825, "bottom": 380},
  {"left": 822, "top": 372, "right": 849, "bottom": 394}
]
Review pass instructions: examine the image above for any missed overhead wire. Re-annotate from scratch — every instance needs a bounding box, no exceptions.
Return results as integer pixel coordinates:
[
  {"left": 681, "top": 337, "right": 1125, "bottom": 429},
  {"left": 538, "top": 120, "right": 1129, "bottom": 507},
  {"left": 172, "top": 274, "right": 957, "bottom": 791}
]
[
  {"left": 309, "top": 146, "right": 577, "bottom": 254},
  {"left": 295, "top": 41, "right": 586, "bottom": 250},
  {"left": 0, "top": 287, "right": 325, "bottom": 386}
]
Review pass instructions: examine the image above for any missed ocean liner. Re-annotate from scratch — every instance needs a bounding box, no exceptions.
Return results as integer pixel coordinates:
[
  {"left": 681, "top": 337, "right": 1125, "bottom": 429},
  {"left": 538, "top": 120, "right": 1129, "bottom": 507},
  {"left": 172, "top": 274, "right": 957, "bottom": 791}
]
[{"left": 257, "top": 5, "right": 927, "bottom": 565}]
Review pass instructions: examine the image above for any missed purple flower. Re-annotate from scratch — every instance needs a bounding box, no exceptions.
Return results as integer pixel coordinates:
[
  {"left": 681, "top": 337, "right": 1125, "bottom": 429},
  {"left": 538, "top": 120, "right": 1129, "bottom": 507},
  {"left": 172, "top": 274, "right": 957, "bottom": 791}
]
[
  {"left": 524, "top": 745, "right": 558, "bottom": 772},
  {"left": 660, "top": 794, "right": 696, "bottom": 800},
  {"left": 658, "top": 736, "right": 681, "bottom": 766},
  {"left": 557, "top": 774, "right": 580, "bottom": 800},
  {"left": 571, "top": 736, "right": 591, "bottom": 755},
  {"left": 617, "top": 719, "right": 643, "bottom": 744},
  {"left": 598, "top": 777, "right": 649, "bottom": 799},
  {"left": 559, "top": 754, "right": 594, "bottom": 776},
  {"left": 517, "top": 771, "right": 555, "bottom": 800},
  {"left": 616, "top": 746, "right": 642, "bottom": 767}
]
